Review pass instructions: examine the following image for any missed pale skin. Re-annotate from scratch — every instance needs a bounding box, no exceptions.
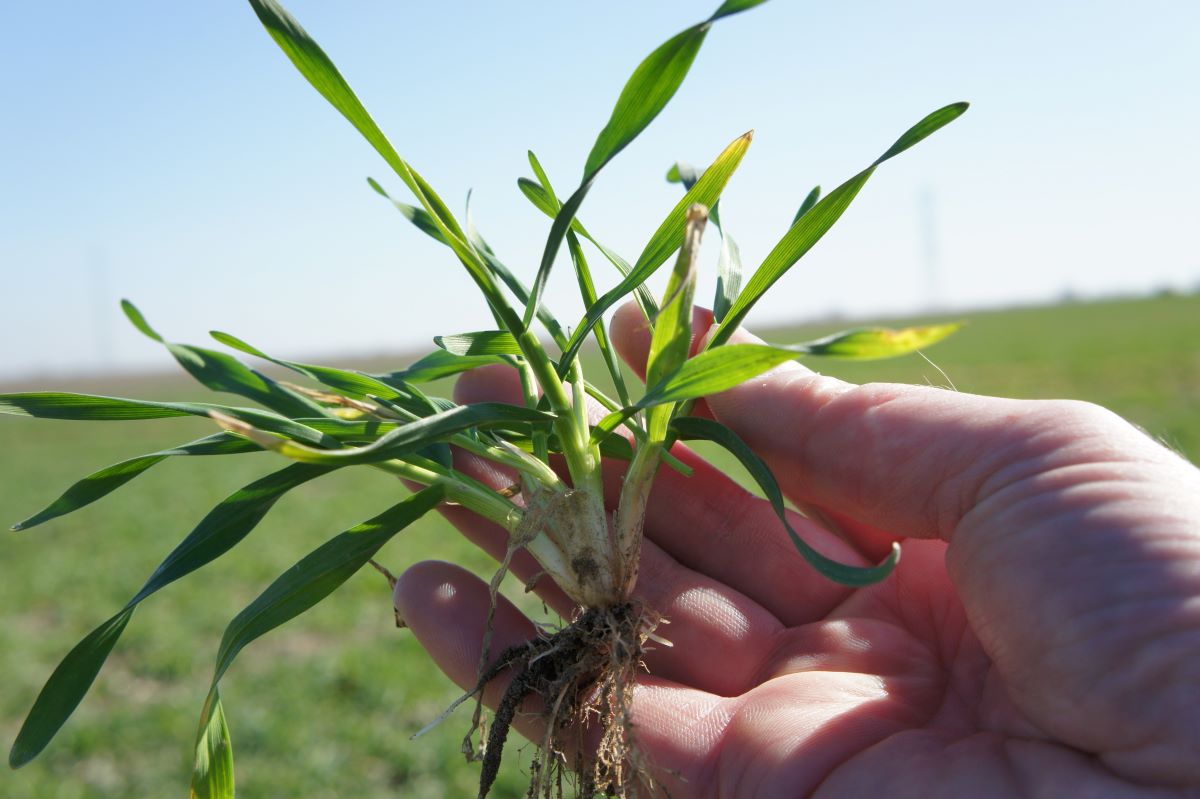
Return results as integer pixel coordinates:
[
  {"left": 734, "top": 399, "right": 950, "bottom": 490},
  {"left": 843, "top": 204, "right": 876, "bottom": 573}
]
[{"left": 394, "top": 302, "right": 1200, "bottom": 798}]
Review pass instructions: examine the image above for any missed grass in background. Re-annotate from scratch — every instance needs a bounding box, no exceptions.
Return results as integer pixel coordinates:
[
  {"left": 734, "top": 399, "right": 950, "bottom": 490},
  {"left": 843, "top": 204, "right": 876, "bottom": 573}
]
[{"left": 2, "top": 293, "right": 1196, "bottom": 797}]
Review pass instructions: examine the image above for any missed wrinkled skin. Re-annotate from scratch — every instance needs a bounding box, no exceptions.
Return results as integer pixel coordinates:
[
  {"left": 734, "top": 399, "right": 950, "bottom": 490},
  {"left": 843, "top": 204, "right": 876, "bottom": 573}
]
[{"left": 394, "top": 303, "right": 1200, "bottom": 798}]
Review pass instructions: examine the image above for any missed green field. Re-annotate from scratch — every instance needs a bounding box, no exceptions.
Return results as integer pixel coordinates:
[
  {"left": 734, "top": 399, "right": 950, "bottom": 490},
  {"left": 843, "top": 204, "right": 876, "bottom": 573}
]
[{"left": 1, "top": 293, "right": 1196, "bottom": 797}]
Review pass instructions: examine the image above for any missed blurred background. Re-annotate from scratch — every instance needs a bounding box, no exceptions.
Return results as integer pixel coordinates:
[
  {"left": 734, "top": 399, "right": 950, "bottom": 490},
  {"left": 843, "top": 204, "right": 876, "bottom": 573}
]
[{"left": 2, "top": 1, "right": 1197, "bottom": 796}]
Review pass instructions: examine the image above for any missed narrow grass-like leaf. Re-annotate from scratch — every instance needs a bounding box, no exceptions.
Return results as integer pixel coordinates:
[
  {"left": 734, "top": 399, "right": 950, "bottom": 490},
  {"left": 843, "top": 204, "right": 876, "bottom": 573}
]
[
  {"left": 583, "top": 24, "right": 709, "bottom": 180},
  {"left": 525, "top": 0, "right": 764, "bottom": 333},
  {"left": 12, "top": 433, "right": 260, "bottom": 531},
  {"left": 523, "top": 179, "right": 593, "bottom": 329},
  {"left": 709, "top": 0, "right": 771, "bottom": 21},
  {"left": 434, "top": 331, "right": 522, "bottom": 357},
  {"left": 800, "top": 323, "right": 962, "bottom": 359},
  {"left": 558, "top": 131, "right": 753, "bottom": 372},
  {"left": 640, "top": 344, "right": 796, "bottom": 407},
  {"left": 367, "top": 177, "right": 445, "bottom": 242},
  {"left": 518, "top": 169, "right": 657, "bottom": 320},
  {"left": 123, "top": 300, "right": 326, "bottom": 419},
  {"left": 712, "top": 102, "right": 968, "bottom": 346},
  {"left": 665, "top": 158, "right": 741, "bottom": 322},
  {"left": 189, "top": 689, "right": 234, "bottom": 799},
  {"left": 209, "top": 486, "right": 444, "bottom": 686},
  {"left": 380, "top": 350, "right": 505, "bottom": 385},
  {"left": 637, "top": 323, "right": 958, "bottom": 409},
  {"left": 215, "top": 403, "right": 552, "bottom": 466},
  {"left": 211, "top": 330, "right": 406, "bottom": 400},
  {"left": 518, "top": 177, "right": 556, "bottom": 217},
  {"left": 8, "top": 462, "right": 333, "bottom": 765},
  {"left": 567, "top": 232, "right": 633, "bottom": 409},
  {"left": 119, "top": 299, "right": 164, "bottom": 342},
  {"left": 0, "top": 393, "right": 335, "bottom": 447},
  {"left": 8, "top": 609, "right": 134, "bottom": 768},
  {"left": 713, "top": 228, "right": 743, "bottom": 323},
  {"left": 792, "top": 185, "right": 821, "bottom": 225},
  {"left": 670, "top": 416, "right": 899, "bottom": 585},
  {"left": 249, "top": 0, "right": 523, "bottom": 335},
  {"left": 645, "top": 205, "right": 706, "bottom": 420},
  {"left": 131, "top": 463, "right": 333, "bottom": 605}
]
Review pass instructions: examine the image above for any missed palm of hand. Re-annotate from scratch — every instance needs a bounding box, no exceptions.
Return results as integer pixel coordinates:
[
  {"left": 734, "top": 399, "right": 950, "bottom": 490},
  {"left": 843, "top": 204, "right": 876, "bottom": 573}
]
[{"left": 395, "top": 307, "right": 1200, "bottom": 797}]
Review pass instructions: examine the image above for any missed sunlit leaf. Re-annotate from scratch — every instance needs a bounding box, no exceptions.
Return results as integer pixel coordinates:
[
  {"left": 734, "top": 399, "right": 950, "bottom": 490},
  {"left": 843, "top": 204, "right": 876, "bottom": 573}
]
[
  {"left": 189, "top": 689, "right": 234, "bottom": 799},
  {"left": 800, "top": 322, "right": 962, "bottom": 359},
  {"left": 8, "top": 463, "right": 331, "bottom": 766},
  {"left": 559, "top": 131, "right": 753, "bottom": 372},
  {"left": 122, "top": 300, "right": 326, "bottom": 419},
  {"left": 434, "top": 330, "right": 522, "bottom": 357},
  {"left": 791, "top": 185, "right": 821, "bottom": 225},
  {"left": 216, "top": 403, "right": 552, "bottom": 466},
  {"left": 12, "top": 433, "right": 260, "bottom": 531},
  {"left": 0, "top": 393, "right": 334, "bottom": 447},
  {"left": 209, "top": 487, "right": 444, "bottom": 685},
  {"left": 712, "top": 102, "right": 968, "bottom": 346}
]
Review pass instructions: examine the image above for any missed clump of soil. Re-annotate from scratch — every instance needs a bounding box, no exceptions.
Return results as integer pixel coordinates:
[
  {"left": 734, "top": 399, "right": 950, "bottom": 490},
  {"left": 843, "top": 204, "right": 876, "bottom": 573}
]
[{"left": 465, "top": 602, "right": 660, "bottom": 799}]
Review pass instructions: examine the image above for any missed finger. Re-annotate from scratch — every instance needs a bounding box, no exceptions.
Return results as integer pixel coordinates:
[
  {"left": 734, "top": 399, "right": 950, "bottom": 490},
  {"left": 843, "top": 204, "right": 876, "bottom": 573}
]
[{"left": 393, "top": 561, "right": 548, "bottom": 740}]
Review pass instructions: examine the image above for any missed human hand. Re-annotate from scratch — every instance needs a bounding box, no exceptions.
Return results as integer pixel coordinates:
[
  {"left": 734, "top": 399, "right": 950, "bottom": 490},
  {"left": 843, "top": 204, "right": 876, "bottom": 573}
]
[{"left": 394, "top": 302, "right": 1200, "bottom": 798}]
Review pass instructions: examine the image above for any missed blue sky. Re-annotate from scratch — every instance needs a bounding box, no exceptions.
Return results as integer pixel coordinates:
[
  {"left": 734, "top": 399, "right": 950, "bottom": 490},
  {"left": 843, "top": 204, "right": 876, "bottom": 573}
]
[{"left": 2, "top": 1, "right": 1197, "bottom": 379}]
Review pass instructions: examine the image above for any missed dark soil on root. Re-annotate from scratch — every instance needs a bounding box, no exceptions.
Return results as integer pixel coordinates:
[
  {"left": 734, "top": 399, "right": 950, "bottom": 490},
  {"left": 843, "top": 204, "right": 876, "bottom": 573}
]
[{"left": 468, "top": 602, "right": 656, "bottom": 799}]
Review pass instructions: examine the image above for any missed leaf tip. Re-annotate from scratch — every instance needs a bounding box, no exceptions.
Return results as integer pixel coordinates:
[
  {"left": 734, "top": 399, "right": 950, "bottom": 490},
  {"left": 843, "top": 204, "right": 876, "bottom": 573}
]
[{"left": 119, "top": 299, "right": 164, "bottom": 343}]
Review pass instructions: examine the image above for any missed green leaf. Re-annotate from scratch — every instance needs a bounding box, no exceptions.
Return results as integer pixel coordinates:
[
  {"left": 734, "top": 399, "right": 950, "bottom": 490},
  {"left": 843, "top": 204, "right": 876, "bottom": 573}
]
[
  {"left": 644, "top": 206, "right": 707, "bottom": 437},
  {"left": 0, "top": 393, "right": 335, "bottom": 447},
  {"left": 523, "top": 179, "right": 594, "bottom": 330},
  {"left": 669, "top": 416, "right": 898, "bottom": 586},
  {"left": 189, "top": 689, "right": 234, "bottom": 799},
  {"left": 131, "top": 464, "right": 333, "bottom": 606},
  {"left": 665, "top": 158, "right": 740, "bottom": 322},
  {"left": 9, "top": 609, "right": 133, "bottom": 768},
  {"left": 220, "top": 403, "right": 553, "bottom": 466},
  {"left": 434, "top": 330, "right": 522, "bottom": 357},
  {"left": 712, "top": 102, "right": 968, "bottom": 347},
  {"left": 559, "top": 131, "right": 753, "bottom": 372},
  {"left": 636, "top": 323, "right": 959, "bottom": 412},
  {"left": 876, "top": 101, "right": 969, "bottom": 164},
  {"left": 367, "top": 177, "right": 445, "bottom": 242},
  {"left": 641, "top": 344, "right": 795, "bottom": 407},
  {"left": 517, "top": 177, "right": 556, "bottom": 217},
  {"left": 249, "top": 0, "right": 521, "bottom": 334},
  {"left": 12, "top": 433, "right": 260, "bottom": 531},
  {"left": 709, "top": 0, "right": 772, "bottom": 21},
  {"left": 8, "top": 462, "right": 332, "bottom": 766},
  {"left": 210, "top": 331, "right": 410, "bottom": 402},
  {"left": 517, "top": 169, "right": 657, "bottom": 321},
  {"left": 791, "top": 185, "right": 821, "bottom": 225},
  {"left": 566, "top": 232, "right": 634, "bottom": 409},
  {"left": 713, "top": 226, "right": 743, "bottom": 323},
  {"left": 583, "top": 24, "right": 709, "bottom": 180},
  {"left": 119, "top": 298, "right": 163, "bottom": 342},
  {"left": 379, "top": 350, "right": 506, "bottom": 384},
  {"left": 122, "top": 300, "right": 326, "bottom": 419},
  {"left": 209, "top": 486, "right": 444, "bottom": 687},
  {"left": 799, "top": 323, "right": 962, "bottom": 359}
]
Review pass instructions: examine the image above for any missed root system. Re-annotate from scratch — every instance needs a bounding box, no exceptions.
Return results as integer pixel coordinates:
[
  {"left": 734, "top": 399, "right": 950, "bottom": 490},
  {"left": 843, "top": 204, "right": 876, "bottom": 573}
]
[{"left": 465, "top": 602, "right": 660, "bottom": 799}]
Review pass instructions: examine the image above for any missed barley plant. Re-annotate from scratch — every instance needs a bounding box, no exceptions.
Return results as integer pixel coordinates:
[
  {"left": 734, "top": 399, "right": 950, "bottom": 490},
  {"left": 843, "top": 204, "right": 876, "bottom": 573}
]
[{"left": 3, "top": 1, "right": 967, "bottom": 796}]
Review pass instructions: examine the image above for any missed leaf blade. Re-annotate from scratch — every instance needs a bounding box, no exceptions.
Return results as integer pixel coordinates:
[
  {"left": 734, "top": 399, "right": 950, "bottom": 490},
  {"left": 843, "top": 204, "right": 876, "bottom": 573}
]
[
  {"left": 189, "top": 689, "right": 235, "bottom": 799},
  {"left": 669, "top": 416, "right": 899, "bottom": 586}
]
